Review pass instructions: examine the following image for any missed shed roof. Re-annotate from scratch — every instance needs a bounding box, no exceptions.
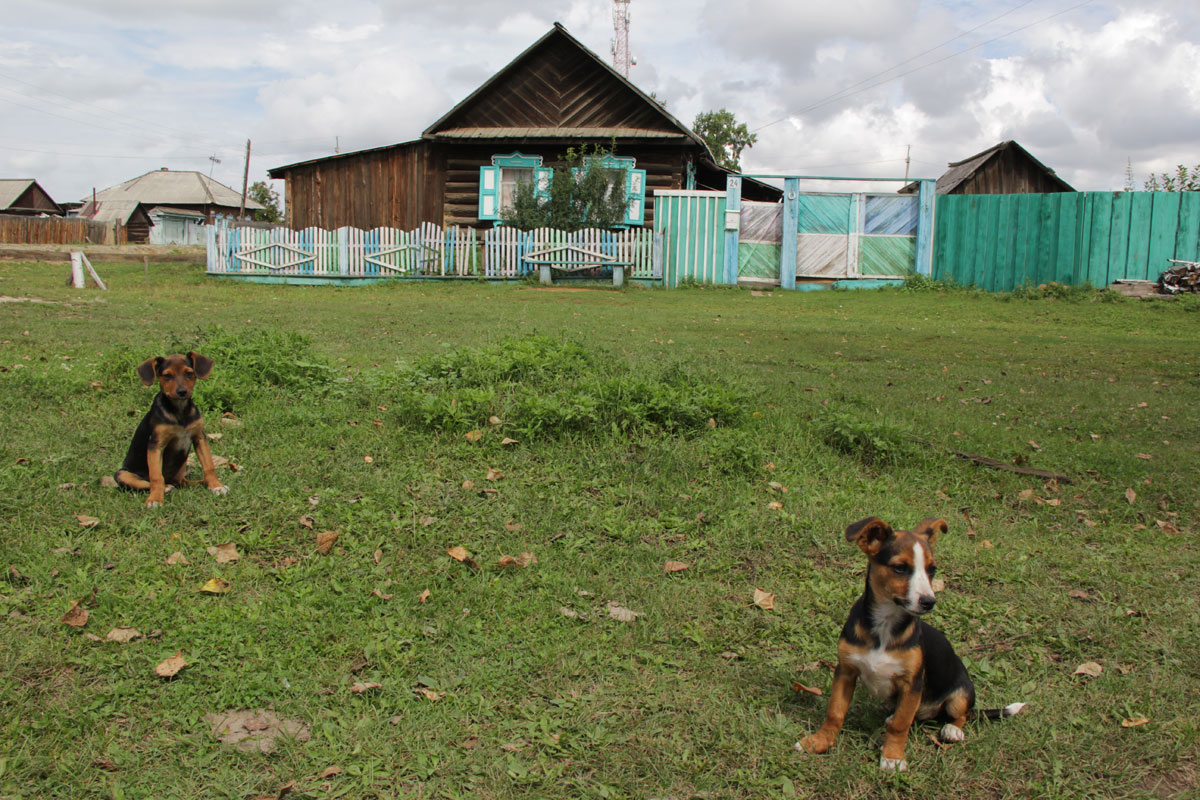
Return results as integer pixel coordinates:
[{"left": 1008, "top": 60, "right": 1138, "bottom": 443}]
[
  {"left": 0, "top": 178, "right": 61, "bottom": 213},
  {"left": 85, "top": 169, "right": 263, "bottom": 210},
  {"left": 76, "top": 199, "right": 148, "bottom": 225},
  {"left": 900, "top": 140, "right": 1074, "bottom": 194}
]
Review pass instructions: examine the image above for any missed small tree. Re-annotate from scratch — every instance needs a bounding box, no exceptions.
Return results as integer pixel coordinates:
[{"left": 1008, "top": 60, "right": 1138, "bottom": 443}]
[
  {"left": 500, "top": 145, "right": 628, "bottom": 231},
  {"left": 248, "top": 180, "right": 283, "bottom": 223},
  {"left": 692, "top": 109, "right": 758, "bottom": 172},
  {"left": 1143, "top": 164, "right": 1200, "bottom": 192}
]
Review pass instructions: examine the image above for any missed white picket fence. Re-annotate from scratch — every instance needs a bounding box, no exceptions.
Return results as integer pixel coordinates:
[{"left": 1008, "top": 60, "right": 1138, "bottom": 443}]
[{"left": 207, "top": 221, "right": 660, "bottom": 281}]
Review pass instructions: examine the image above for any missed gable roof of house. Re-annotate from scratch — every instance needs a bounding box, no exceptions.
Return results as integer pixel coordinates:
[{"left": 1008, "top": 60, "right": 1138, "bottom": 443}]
[
  {"left": 85, "top": 169, "right": 263, "bottom": 210},
  {"left": 0, "top": 178, "right": 62, "bottom": 213},
  {"left": 76, "top": 199, "right": 151, "bottom": 225},
  {"left": 901, "top": 140, "right": 1074, "bottom": 194},
  {"left": 423, "top": 24, "right": 708, "bottom": 149}
]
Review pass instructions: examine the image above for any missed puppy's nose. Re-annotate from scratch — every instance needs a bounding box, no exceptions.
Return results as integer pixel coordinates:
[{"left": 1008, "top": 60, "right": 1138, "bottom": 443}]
[
  {"left": 918, "top": 595, "right": 936, "bottom": 612},
  {"left": 176, "top": 387, "right": 189, "bottom": 397}
]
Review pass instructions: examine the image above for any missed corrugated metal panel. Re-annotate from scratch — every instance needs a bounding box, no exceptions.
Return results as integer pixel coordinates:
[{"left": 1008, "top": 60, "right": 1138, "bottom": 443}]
[{"left": 933, "top": 190, "right": 1200, "bottom": 290}]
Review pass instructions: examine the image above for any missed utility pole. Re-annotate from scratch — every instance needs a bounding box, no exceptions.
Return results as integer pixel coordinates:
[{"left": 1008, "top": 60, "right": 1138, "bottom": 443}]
[
  {"left": 904, "top": 144, "right": 911, "bottom": 181},
  {"left": 238, "top": 139, "right": 251, "bottom": 220}
]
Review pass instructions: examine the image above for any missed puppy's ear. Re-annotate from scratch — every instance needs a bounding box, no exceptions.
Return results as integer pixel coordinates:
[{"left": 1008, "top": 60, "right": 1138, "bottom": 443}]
[
  {"left": 136, "top": 357, "right": 161, "bottom": 386},
  {"left": 912, "top": 517, "right": 948, "bottom": 546},
  {"left": 188, "top": 352, "right": 214, "bottom": 379},
  {"left": 844, "top": 516, "right": 893, "bottom": 556}
]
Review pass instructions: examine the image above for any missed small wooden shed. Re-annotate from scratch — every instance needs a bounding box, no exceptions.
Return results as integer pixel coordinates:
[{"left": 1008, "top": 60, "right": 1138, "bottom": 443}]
[
  {"left": 269, "top": 23, "right": 778, "bottom": 230},
  {"left": 901, "top": 140, "right": 1074, "bottom": 195},
  {"left": 0, "top": 179, "right": 63, "bottom": 216}
]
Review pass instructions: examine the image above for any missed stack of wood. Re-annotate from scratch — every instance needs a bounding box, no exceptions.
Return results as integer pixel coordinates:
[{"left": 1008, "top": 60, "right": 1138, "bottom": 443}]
[{"left": 1159, "top": 260, "right": 1200, "bottom": 294}]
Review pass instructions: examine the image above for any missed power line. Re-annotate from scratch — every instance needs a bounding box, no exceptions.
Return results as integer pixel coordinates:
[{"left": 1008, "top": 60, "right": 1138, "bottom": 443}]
[
  {"left": 0, "top": 142, "right": 218, "bottom": 160},
  {"left": 753, "top": 0, "right": 1094, "bottom": 133},
  {"left": 0, "top": 68, "right": 230, "bottom": 146}
]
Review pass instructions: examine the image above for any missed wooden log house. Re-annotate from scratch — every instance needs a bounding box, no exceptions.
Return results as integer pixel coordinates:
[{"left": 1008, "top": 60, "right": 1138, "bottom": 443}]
[{"left": 268, "top": 24, "right": 779, "bottom": 231}]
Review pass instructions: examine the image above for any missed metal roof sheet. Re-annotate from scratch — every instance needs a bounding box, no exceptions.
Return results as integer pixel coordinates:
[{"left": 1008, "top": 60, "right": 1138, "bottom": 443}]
[
  {"left": 86, "top": 170, "right": 263, "bottom": 209},
  {"left": 429, "top": 127, "right": 689, "bottom": 139},
  {"left": 0, "top": 179, "right": 36, "bottom": 209}
]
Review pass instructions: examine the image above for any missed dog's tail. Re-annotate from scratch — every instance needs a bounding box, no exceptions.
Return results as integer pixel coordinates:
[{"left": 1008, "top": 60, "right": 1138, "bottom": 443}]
[{"left": 978, "top": 702, "right": 1026, "bottom": 720}]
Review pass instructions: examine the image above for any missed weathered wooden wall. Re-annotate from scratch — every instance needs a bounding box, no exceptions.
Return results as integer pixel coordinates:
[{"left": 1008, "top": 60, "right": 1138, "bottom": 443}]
[
  {"left": 934, "top": 191, "right": 1200, "bottom": 290},
  {"left": 953, "top": 147, "right": 1074, "bottom": 195},
  {"left": 0, "top": 214, "right": 116, "bottom": 244},
  {"left": 281, "top": 141, "right": 444, "bottom": 230}
]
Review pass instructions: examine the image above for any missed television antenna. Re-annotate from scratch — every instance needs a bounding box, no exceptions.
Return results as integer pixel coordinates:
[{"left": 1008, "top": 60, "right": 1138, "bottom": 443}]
[{"left": 208, "top": 154, "right": 222, "bottom": 177}]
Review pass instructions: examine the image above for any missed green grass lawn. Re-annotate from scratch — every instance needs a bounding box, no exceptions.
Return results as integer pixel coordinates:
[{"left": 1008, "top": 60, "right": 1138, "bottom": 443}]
[{"left": 1, "top": 261, "right": 1198, "bottom": 800}]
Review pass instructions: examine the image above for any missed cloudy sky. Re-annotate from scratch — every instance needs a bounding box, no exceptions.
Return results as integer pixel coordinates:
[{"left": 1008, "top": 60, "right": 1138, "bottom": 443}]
[{"left": 4, "top": 0, "right": 1197, "bottom": 205}]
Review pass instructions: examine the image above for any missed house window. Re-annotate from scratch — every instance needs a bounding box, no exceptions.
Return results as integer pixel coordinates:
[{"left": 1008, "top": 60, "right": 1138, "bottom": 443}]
[{"left": 479, "top": 152, "right": 549, "bottom": 222}]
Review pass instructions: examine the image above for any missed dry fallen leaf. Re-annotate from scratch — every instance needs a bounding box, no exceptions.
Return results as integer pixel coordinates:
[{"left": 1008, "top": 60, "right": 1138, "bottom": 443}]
[
  {"left": 316, "top": 530, "right": 340, "bottom": 555},
  {"left": 76, "top": 514, "right": 99, "bottom": 529},
  {"left": 155, "top": 650, "right": 187, "bottom": 678},
  {"left": 663, "top": 561, "right": 690, "bottom": 573},
  {"left": 206, "top": 432, "right": 222, "bottom": 441},
  {"left": 350, "top": 681, "right": 381, "bottom": 693},
  {"left": 767, "top": 481, "right": 787, "bottom": 493},
  {"left": 559, "top": 606, "right": 579, "bottom": 619},
  {"left": 84, "top": 632, "right": 102, "bottom": 642},
  {"left": 500, "top": 739, "right": 528, "bottom": 752},
  {"left": 200, "top": 577, "right": 231, "bottom": 594},
  {"left": 105, "top": 627, "right": 141, "bottom": 643},
  {"left": 486, "top": 468, "right": 504, "bottom": 482},
  {"left": 488, "top": 416, "right": 502, "bottom": 426},
  {"left": 1028, "top": 440, "right": 1041, "bottom": 451},
  {"left": 447, "top": 546, "right": 470, "bottom": 562},
  {"left": 792, "top": 681, "right": 823, "bottom": 696},
  {"left": 1135, "top": 453, "right": 1152, "bottom": 460},
  {"left": 99, "top": 475, "right": 119, "bottom": 489},
  {"left": 418, "top": 589, "right": 430, "bottom": 604},
  {"left": 461, "top": 480, "right": 475, "bottom": 490},
  {"left": 363, "top": 455, "right": 374, "bottom": 464},
  {"left": 500, "top": 437, "right": 518, "bottom": 446},
  {"left": 206, "top": 543, "right": 240, "bottom": 564},
  {"left": 61, "top": 600, "right": 89, "bottom": 627},
  {"left": 318, "top": 766, "right": 343, "bottom": 779},
  {"left": 298, "top": 514, "right": 315, "bottom": 529},
  {"left": 1121, "top": 717, "right": 1150, "bottom": 728},
  {"left": 1125, "top": 488, "right": 1137, "bottom": 505},
  {"left": 414, "top": 687, "right": 444, "bottom": 701},
  {"left": 373, "top": 549, "right": 383, "bottom": 564},
  {"left": 606, "top": 602, "right": 642, "bottom": 622},
  {"left": 504, "top": 519, "right": 523, "bottom": 532},
  {"left": 979, "top": 540, "right": 995, "bottom": 549},
  {"left": 165, "top": 551, "right": 189, "bottom": 566},
  {"left": 931, "top": 578, "right": 946, "bottom": 593},
  {"left": 1073, "top": 661, "right": 1103, "bottom": 678},
  {"left": 752, "top": 587, "right": 775, "bottom": 611},
  {"left": 371, "top": 589, "right": 393, "bottom": 600},
  {"left": 464, "top": 430, "right": 483, "bottom": 443},
  {"left": 418, "top": 516, "right": 437, "bottom": 526},
  {"left": 1068, "top": 589, "right": 1091, "bottom": 600}
]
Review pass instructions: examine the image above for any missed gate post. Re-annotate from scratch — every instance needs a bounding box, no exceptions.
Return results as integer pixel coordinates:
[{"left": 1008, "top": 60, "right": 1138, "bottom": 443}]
[
  {"left": 780, "top": 178, "right": 799, "bottom": 289},
  {"left": 723, "top": 177, "right": 741, "bottom": 285},
  {"left": 915, "top": 179, "right": 935, "bottom": 277}
]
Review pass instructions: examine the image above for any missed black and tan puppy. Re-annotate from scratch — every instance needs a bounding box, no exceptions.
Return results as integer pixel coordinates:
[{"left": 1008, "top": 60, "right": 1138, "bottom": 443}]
[
  {"left": 796, "top": 516, "right": 1023, "bottom": 771},
  {"left": 114, "top": 352, "right": 228, "bottom": 508}
]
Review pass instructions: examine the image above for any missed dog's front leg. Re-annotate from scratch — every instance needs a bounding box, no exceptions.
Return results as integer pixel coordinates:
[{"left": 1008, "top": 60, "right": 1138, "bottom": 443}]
[
  {"left": 191, "top": 428, "right": 227, "bottom": 496},
  {"left": 879, "top": 681, "right": 922, "bottom": 771},
  {"left": 797, "top": 663, "right": 858, "bottom": 754},
  {"left": 145, "top": 447, "right": 165, "bottom": 508}
]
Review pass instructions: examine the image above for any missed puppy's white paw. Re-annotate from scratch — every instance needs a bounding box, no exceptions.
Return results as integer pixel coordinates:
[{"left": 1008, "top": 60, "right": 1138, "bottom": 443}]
[
  {"left": 879, "top": 756, "right": 908, "bottom": 771},
  {"left": 145, "top": 500, "right": 162, "bottom": 509},
  {"left": 209, "top": 485, "right": 229, "bottom": 496},
  {"left": 164, "top": 485, "right": 174, "bottom": 494},
  {"left": 939, "top": 723, "right": 965, "bottom": 743}
]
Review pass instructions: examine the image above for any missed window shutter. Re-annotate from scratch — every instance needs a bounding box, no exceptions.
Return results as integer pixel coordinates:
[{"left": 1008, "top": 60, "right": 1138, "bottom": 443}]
[
  {"left": 624, "top": 168, "right": 647, "bottom": 226},
  {"left": 536, "top": 167, "right": 553, "bottom": 204},
  {"left": 478, "top": 166, "right": 500, "bottom": 220}
]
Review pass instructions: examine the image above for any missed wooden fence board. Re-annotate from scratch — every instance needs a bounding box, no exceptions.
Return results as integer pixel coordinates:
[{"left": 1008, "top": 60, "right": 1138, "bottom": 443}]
[{"left": 934, "top": 191, "right": 1200, "bottom": 290}]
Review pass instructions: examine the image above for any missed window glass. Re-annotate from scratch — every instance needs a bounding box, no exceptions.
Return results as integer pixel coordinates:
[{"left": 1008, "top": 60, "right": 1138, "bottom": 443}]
[{"left": 500, "top": 168, "right": 534, "bottom": 212}]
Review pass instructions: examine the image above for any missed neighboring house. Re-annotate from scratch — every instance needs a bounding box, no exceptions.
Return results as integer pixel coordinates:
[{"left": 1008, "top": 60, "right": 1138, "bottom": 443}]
[
  {"left": 77, "top": 168, "right": 263, "bottom": 244},
  {"left": 901, "top": 140, "right": 1075, "bottom": 195},
  {"left": 268, "top": 23, "right": 779, "bottom": 231},
  {"left": 0, "top": 179, "right": 63, "bottom": 216}
]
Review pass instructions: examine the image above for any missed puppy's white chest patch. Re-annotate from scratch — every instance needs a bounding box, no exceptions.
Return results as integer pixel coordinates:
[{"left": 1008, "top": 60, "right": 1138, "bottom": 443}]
[{"left": 849, "top": 649, "right": 904, "bottom": 698}]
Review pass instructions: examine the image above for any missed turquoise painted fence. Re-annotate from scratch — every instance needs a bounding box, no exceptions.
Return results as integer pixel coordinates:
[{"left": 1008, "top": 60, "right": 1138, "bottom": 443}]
[
  {"left": 934, "top": 191, "right": 1200, "bottom": 291},
  {"left": 654, "top": 190, "right": 727, "bottom": 287}
]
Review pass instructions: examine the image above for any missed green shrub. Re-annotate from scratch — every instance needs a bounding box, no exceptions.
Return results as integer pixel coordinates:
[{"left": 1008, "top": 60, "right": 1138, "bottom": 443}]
[{"left": 817, "top": 408, "right": 915, "bottom": 466}]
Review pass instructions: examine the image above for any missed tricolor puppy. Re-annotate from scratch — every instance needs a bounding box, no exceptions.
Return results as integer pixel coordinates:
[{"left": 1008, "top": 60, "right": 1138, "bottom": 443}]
[
  {"left": 114, "top": 352, "right": 228, "bottom": 508},
  {"left": 796, "top": 516, "right": 1023, "bottom": 771}
]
